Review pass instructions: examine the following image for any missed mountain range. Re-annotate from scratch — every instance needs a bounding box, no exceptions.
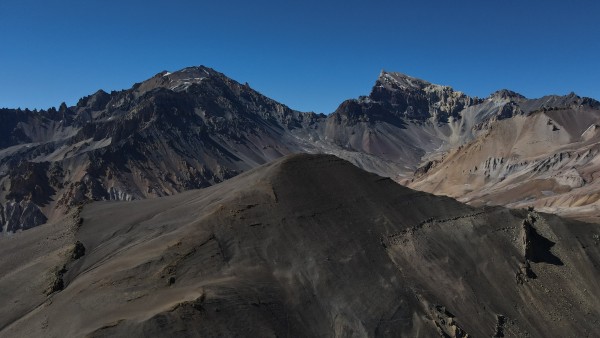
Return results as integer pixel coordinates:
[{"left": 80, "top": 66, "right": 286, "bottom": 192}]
[
  {"left": 1, "top": 66, "right": 600, "bottom": 337},
  {"left": 1, "top": 65, "right": 600, "bottom": 232}
]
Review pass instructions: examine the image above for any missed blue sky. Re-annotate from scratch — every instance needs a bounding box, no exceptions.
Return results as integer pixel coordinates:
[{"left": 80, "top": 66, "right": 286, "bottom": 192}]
[{"left": 1, "top": 0, "right": 598, "bottom": 113}]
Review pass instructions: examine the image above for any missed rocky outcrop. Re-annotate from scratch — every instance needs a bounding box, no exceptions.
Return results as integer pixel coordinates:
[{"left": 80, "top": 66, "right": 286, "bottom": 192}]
[
  {"left": 71, "top": 241, "right": 86, "bottom": 260},
  {"left": 0, "top": 203, "right": 5, "bottom": 232},
  {"left": 6, "top": 161, "right": 55, "bottom": 205},
  {"left": 493, "top": 314, "right": 506, "bottom": 338},
  {"left": 414, "top": 159, "right": 441, "bottom": 178},
  {"left": 2, "top": 200, "right": 48, "bottom": 232},
  {"left": 516, "top": 212, "right": 564, "bottom": 284},
  {"left": 76, "top": 89, "right": 111, "bottom": 112},
  {"left": 47, "top": 241, "right": 86, "bottom": 295},
  {"left": 517, "top": 217, "right": 537, "bottom": 283},
  {"left": 333, "top": 71, "right": 481, "bottom": 125},
  {"left": 429, "top": 305, "right": 471, "bottom": 338},
  {"left": 0, "top": 108, "right": 34, "bottom": 148},
  {"left": 496, "top": 102, "right": 524, "bottom": 119},
  {"left": 48, "top": 265, "right": 67, "bottom": 294},
  {"left": 489, "top": 89, "right": 526, "bottom": 101}
]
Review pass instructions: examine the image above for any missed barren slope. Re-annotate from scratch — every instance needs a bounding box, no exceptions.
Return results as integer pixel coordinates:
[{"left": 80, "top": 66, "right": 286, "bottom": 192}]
[
  {"left": 1, "top": 154, "right": 598, "bottom": 337},
  {"left": 409, "top": 102, "right": 600, "bottom": 223}
]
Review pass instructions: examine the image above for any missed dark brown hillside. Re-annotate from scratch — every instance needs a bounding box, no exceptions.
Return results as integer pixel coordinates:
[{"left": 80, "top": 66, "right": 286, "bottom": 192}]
[{"left": 1, "top": 154, "right": 598, "bottom": 337}]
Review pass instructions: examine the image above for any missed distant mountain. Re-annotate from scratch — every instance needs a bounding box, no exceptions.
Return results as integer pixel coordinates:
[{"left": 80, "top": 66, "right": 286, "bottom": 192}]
[
  {"left": 316, "top": 71, "right": 600, "bottom": 222},
  {"left": 1, "top": 66, "right": 600, "bottom": 232},
  {"left": 2, "top": 154, "right": 598, "bottom": 337},
  {"left": 0, "top": 66, "right": 322, "bottom": 231},
  {"left": 408, "top": 92, "right": 600, "bottom": 222},
  {"left": 313, "top": 71, "right": 484, "bottom": 173}
]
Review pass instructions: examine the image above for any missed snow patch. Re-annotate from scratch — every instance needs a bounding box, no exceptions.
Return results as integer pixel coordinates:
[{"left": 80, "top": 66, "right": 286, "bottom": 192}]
[{"left": 169, "top": 77, "right": 206, "bottom": 91}]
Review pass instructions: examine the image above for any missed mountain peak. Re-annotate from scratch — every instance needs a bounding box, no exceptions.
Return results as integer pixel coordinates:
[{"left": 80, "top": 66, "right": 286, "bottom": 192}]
[
  {"left": 489, "top": 89, "right": 526, "bottom": 101},
  {"left": 377, "top": 71, "right": 432, "bottom": 90},
  {"left": 134, "top": 65, "right": 221, "bottom": 95},
  {"left": 171, "top": 65, "right": 218, "bottom": 77}
]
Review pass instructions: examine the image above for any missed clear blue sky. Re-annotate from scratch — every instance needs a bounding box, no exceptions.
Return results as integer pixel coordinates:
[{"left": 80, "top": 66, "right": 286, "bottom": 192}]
[{"left": 1, "top": 0, "right": 599, "bottom": 113}]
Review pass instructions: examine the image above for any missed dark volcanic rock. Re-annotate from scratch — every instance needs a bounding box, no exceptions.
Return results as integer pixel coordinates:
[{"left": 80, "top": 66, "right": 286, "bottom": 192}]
[
  {"left": 3, "top": 200, "right": 47, "bottom": 232},
  {"left": 6, "top": 161, "right": 55, "bottom": 205},
  {"left": 71, "top": 241, "right": 86, "bottom": 260},
  {"left": 0, "top": 108, "right": 33, "bottom": 148},
  {"left": 0, "top": 203, "right": 4, "bottom": 232},
  {"left": 77, "top": 90, "right": 112, "bottom": 112}
]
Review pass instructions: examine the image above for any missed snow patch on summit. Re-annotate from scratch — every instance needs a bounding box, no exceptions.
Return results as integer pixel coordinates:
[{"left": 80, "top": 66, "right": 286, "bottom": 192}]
[{"left": 169, "top": 77, "right": 206, "bottom": 92}]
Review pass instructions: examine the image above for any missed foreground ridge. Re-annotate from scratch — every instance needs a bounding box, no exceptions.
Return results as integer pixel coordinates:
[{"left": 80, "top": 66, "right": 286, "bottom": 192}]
[{"left": 1, "top": 154, "right": 598, "bottom": 337}]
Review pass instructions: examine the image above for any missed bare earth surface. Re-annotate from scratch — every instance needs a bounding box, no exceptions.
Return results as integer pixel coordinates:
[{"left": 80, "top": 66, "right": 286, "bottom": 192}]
[
  {"left": 409, "top": 105, "right": 600, "bottom": 223},
  {"left": 1, "top": 154, "right": 599, "bottom": 337}
]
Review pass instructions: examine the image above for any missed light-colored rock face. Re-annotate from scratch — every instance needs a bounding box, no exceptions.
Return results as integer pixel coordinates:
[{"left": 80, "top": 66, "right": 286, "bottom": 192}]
[
  {"left": 408, "top": 105, "right": 600, "bottom": 223},
  {"left": 368, "top": 71, "right": 479, "bottom": 122}
]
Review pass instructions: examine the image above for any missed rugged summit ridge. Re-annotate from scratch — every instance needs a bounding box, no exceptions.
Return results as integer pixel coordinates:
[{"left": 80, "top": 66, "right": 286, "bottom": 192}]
[
  {"left": 135, "top": 66, "right": 216, "bottom": 94},
  {"left": 489, "top": 89, "right": 526, "bottom": 101},
  {"left": 333, "top": 70, "right": 480, "bottom": 124}
]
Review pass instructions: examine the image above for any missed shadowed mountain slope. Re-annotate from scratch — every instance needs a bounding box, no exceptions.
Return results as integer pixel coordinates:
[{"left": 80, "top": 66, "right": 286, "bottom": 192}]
[{"left": 1, "top": 154, "right": 598, "bottom": 337}]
